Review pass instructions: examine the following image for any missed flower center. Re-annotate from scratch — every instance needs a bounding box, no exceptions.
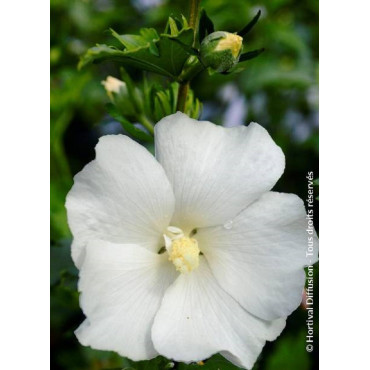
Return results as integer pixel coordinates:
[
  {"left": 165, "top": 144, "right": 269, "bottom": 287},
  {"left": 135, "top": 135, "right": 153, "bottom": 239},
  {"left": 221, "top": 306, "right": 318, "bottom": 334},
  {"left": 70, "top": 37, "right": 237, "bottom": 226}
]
[{"left": 164, "top": 226, "right": 200, "bottom": 273}]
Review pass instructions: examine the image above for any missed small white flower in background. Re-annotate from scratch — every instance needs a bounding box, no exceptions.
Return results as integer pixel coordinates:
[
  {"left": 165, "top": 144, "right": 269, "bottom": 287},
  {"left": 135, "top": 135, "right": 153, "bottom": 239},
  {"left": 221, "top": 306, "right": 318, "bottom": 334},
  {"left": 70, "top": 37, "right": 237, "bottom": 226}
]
[
  {"left": 66, "top": 112, "right": 318, "bottom": 369},
  {"left": 102, "top": 75, "right": 125, "bottom": 94}
]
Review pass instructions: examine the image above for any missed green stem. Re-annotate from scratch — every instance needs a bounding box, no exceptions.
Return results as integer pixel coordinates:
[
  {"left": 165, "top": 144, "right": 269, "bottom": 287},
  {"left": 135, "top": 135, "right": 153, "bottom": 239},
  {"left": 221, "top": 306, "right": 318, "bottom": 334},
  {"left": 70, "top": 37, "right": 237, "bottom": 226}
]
[
  {"left": 138, "top": 114, "right": 154, "bottom": 135},
  {"left": 176, "top": 0, "right": 201, "bottom": 112},
  {"left": 189, "top": 0, "right": 201, "bottom": 41},
  {"left": 176, "top": 82, "right": 189, "bottom": 112}
]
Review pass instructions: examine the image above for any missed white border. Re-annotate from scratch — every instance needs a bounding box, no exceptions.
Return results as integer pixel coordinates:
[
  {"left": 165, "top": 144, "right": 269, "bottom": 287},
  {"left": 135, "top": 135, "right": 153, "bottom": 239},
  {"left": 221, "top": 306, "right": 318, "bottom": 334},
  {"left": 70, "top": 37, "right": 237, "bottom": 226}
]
[
  {"left": 1, "top": 1, "right": 50, "bottom": 367},
  {"left": 320, "top": 0, "right": 370, "bottom": 368}
]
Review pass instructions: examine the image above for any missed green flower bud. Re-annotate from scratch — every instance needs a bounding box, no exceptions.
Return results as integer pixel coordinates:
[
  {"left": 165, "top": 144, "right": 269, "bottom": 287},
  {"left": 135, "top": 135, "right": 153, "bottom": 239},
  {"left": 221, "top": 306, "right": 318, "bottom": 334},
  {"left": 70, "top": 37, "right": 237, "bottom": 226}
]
[{"left": 200, "top": 31, "right": 243, "bottom": 72}]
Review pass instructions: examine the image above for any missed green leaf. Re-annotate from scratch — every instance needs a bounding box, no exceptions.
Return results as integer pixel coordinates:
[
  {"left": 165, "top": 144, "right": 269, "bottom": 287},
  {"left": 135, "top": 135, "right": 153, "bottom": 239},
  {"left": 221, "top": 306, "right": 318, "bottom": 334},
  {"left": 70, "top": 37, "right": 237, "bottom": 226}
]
[
  {"left": 50, "top": 240, "right": 76, "bottom": 286},
  {"left": 154, "top": 96, "right": 166, "bottom": 121},
  {"left": 119, "top": 67, "right": 144, "bottom": 112},
  {"left": 81, "top": 348, "right": 126, "bottom": 370},
  {"left": 168, "top": 17, "right": 179, "bottom": 36},
  {"left": 265, "top": 331, "right": 311, "bottom": 370},
  {"left": 199, "top": 9, "right": 215, "bottom": 43},
  {"left": 185, "top": 87, "right": 202, "bottom": 119},
  {"left": 167, "top": 37, "right": 200, "bottom": 57},
  {"left": 78, "top": 44, "right": 127, "bottom": 70},
  {"left": 156, "top": 90, "right": 173, "bottom": 116},
  {"left": 192, "top": 93, "right": 202, "bottom": 119},
  {"left": 118, "top": 356, "right": 173, "bottom": 370},
  {"left": 168, "top": 82, "right": 179, "bottom": 112},
  {"left": 180, "top": 15, "right": 189, "bottom": 29},
  {"left": 51, "top": 180, "right": 71, "bottom": 241},
  {"left": 117, "top": 354, "right": 240, "bottom": 370},
  {"left": 106, "top": 103, "right": 153, "bottom": 142},
  {"left": 111, "top": 28, "right": 160, "bottom": 56},
  {"left": 79, "top": 24, "right": 194, "bottom": 79},
  {"left": 239, "top": 48, "right": 265, "bottom": 62},
  {"left": 177, "top": 354, "right": 240, "bottom": 369},
  {"left": 238, "top": 9, "right": 261, "bottom": 37}
]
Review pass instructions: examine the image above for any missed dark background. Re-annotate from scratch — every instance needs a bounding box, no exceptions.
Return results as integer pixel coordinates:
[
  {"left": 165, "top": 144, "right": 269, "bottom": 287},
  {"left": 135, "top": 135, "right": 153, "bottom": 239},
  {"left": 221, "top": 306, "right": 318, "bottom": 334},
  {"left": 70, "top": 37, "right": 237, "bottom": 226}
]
[{"left": 51, "top": 0, "right": 319, "bottom": 368}]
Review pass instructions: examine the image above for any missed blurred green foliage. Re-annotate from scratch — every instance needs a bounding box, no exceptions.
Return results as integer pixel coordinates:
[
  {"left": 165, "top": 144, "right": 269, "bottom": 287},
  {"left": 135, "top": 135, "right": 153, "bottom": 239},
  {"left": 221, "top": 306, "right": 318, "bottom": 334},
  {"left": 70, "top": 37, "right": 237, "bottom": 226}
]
[{"left": 51, "top": 0, "right": 318, "bottom": 369}]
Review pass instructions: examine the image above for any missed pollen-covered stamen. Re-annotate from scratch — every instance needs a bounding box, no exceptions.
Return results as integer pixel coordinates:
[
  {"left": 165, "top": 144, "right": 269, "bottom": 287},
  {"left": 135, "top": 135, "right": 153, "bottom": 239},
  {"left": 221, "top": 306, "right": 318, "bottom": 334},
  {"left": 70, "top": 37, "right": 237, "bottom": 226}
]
[{"left": 164, "top": 226, "right": 200, "bottom": 273}]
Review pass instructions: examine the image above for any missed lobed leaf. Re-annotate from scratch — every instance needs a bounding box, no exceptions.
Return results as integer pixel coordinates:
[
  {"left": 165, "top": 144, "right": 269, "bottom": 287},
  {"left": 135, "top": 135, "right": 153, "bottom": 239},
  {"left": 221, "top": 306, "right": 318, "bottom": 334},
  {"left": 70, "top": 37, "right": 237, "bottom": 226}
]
[{"left": 79, "top": 24, "right": 194, "bottom": 79}]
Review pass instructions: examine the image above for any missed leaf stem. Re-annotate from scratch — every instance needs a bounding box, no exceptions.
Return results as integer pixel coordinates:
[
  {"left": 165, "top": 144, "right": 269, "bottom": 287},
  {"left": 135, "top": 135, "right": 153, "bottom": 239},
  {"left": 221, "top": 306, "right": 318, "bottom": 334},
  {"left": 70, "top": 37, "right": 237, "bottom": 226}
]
[{"left": 176, "top": 0, "right": 201, "bottom": 112}]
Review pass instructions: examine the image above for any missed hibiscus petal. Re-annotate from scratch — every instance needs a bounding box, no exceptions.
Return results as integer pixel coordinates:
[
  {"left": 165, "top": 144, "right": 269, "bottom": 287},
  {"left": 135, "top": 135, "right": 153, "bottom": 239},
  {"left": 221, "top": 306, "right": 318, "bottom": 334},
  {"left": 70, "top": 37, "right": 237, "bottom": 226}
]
[
  {"left": 154, "top": 112, "right": 284, "bottom": 232},
  {"left": 197, "top": 191, "right": 319, "bottom": 321},
  {"left": 151, "top": 257, "right": 285, "bottom": 370},
  {"left": 66, "top": 135, "right": 175, "bottom": 267},
  {"left": 76, "top": 240, "right": 177, "bottom": 361}
]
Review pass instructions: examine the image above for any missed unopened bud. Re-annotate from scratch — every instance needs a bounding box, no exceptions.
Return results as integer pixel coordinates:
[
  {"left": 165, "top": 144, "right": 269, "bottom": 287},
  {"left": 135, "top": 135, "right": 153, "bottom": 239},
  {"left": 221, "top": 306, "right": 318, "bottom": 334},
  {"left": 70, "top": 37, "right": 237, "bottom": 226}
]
[
  {"left": 101, "top": 76, "right": 139, "bottom": 118},
  {"left": 101, "top": 76, "right": 126, "bottom": 99},
  {"left": 200, "top": 31, "right": 243, "bottom": 72}
]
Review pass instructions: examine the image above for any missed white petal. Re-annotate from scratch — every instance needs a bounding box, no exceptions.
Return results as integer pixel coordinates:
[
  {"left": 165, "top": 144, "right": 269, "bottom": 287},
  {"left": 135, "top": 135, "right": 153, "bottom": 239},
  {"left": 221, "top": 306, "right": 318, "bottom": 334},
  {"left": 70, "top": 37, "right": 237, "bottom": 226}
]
[
  {"left": 76, "top": 240, "right": 177, "bottom": 361},
  {"left": 155, "top": 112, "right": 284, "bottom": 232},
  {"left": 66, "top": 135, "right": 175, "bottom": 267},
  {"left": 151, "top": 258, "right": 285, "bottom": 370},
  {"left": 197, "top": 192, "right": 319, "bottom": 321}
]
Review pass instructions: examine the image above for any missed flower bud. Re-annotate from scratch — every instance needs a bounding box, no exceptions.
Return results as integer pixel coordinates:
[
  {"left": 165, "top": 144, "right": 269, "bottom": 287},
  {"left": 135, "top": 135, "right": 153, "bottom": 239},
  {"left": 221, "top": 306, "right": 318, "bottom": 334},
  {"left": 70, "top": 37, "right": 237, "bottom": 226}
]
[
  {"left": 101, "top": 76, "right": 137, "bottom": 118},
  {"left": 200, "top": 31, "right": 243, "bottom": 72},
  {"left": 101, "top": 76, "right": 126, "bottom": 100}
]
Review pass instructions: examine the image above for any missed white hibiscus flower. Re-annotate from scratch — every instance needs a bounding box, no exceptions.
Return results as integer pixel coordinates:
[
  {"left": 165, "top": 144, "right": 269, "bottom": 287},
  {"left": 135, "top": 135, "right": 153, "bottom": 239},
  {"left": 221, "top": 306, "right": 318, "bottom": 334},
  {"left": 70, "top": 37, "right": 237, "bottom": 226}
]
[{"left": 66, "top": 112, "right": 318, "bottom": 369}]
